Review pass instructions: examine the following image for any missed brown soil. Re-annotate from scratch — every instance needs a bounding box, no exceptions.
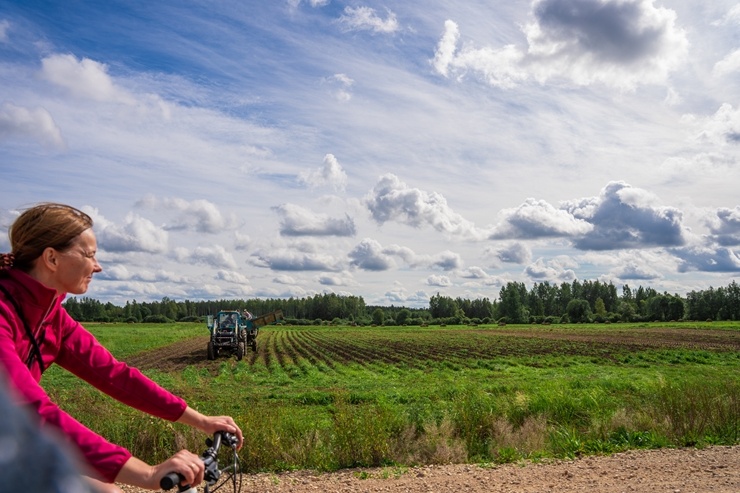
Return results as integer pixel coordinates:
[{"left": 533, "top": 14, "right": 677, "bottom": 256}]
[
  {"left": 124, "top": 326, "right": 740, "bottom": 374},
  {"left": 118, "top": 445, "right": 739, "bottom": 492},
  {"left": 491, "top": 326, "right": 740, "bottom": 352},
  {"left": 124, "top": 336, "right": 213, "bottom": 373}
]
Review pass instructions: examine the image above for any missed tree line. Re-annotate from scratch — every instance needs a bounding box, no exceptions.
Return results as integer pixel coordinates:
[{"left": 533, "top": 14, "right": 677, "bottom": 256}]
[{"left": 63, "top": 279, "right": 740, "bottom": 324}]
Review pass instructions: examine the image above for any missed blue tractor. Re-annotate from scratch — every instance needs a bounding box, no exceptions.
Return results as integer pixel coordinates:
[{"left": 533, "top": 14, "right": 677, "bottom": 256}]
[{"left": 205, "top": 309, "right": 283, "bottom": 361}]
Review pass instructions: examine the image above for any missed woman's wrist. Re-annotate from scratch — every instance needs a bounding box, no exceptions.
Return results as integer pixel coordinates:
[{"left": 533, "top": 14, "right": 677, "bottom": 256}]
[
  {"left": 113, "top": 457, "right": 157, "bottom": 490},
  {"left": 176, "top": 406, "right": 208, "bottom": 431}
]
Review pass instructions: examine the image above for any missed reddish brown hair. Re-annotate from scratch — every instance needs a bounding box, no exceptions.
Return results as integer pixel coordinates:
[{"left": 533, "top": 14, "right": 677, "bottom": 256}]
[{"left": 8, "top": 203, "right": 93, "bottom": 271}]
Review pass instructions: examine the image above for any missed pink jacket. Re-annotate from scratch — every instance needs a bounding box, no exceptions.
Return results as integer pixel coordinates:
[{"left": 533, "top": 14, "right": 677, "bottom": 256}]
[{"left": 0, "top": 269, "right": 187, "bottom": 483}]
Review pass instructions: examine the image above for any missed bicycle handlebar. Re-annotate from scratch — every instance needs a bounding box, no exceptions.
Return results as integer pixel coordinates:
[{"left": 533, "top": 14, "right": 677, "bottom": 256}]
[{"left": 160, "top": 431, "right": 239, "bottom": 491}]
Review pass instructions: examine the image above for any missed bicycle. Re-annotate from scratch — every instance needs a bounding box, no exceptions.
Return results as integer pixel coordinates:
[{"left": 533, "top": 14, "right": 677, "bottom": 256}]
[{"left": 160, "top": 431, "right": 241, "bottom": 493}]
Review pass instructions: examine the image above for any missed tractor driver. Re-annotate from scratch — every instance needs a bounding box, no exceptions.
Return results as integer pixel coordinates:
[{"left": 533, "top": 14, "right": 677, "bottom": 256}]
[{"left": 222, "top": 313, "right": 237, "bottom": 328}]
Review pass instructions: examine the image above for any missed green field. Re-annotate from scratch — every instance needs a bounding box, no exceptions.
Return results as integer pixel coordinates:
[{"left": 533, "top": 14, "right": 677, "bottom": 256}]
[{"left": 42, "top": 322, "right": 740, "bottom": 472}]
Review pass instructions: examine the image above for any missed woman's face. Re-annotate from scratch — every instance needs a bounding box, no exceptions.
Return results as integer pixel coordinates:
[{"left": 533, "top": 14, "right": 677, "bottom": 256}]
[{"left": 54, "top": 228, "right": 102, "bottom": 295}]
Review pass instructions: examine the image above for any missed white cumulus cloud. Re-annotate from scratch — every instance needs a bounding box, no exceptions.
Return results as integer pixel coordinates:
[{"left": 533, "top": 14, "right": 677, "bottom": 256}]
[
  {"left": 426, "top": 275, "right": 452, "bottom": 287},
  {"left": 137, "top": 196, "right": 235, "bottom": 233},
  {"left": 713, "top": 49, "right": 740, "bottom": 77},
  {"left": 433, "top": 0, "right": 688, "bottom": 90},
  {"left": 695, "top": 103, "right": 740, "bottom": 146},
  {"left": 298, "top": 153, "right": 348, "bottom": 191},
  {"left": 705, "top": 206, "right": 740, "bottom": 246},
  {"left": 525, "top": 256, "right": 578, "bottom": 281},
  {"left": 349, "top": 238, "right": 395, "bottom": 271},
  {"left": 0, "top": 103, "right": 65, "bottom": 149},
  {"left": 273, "top": 203, "right": 356, "bottom": 237},
  {"left": 183, "top": 245, "right": 238, "bottom": 269},
  {"left": 563, "top": 181, "right": 688, "bottom": 250},
  {"left": 40, "top": 53, "right": 136, "bottom": 104},
  {"left": 253, "top": 249, "right": 342, "bottom": 271},
  {"left": 365, "top": 174, "right": 486, "bottom": 239},
  {"left": 88, "top": 209, "right": 169, "bottom": 254},
  {"left": 490, "top": 198, "right": 593, "bottom": 240},
  {"left": 338, "top": 6, "right": 399, "bottom": 34}
]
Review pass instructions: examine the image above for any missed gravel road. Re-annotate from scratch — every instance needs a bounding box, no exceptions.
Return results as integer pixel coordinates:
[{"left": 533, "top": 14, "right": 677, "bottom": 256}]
[{"left": 118, "top": 445, "right": 739, "bottom": 493}]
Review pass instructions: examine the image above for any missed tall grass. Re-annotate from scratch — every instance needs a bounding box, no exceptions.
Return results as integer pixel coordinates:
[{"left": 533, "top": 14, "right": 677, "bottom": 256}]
[
  {"left": 650, "top": 378, "right": 739, "bottom": 446},
  {"left": 51, "top": 376, "right": 738, "bottom": 471},
  {"left": 43, "top": 322, "right": 740, "bottom": 472}
]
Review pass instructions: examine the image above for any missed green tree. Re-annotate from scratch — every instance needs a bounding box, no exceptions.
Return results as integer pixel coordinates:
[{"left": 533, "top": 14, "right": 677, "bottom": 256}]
[
  {"left": 429, "top": 293, "right": 458, "bottom": 318},
  {"left": 594, "top": 297, "right": 607, "bottom": 318},
  {"left": 498, "top": 282, "right": 527, "bottom": 323},
  {"left": 468, "top": 297, "right": 494, "bottom": 319},
  {"left": 566, "top": 299, "right": 592, "bottom": 323},
  {"left": 622, "top": 284, "right": 633, "bottom": 302},
  {"left": 617, "top": 300, "right": 636, "bottom": 322},
  {"left": 396, "top": 308, "right": 411, "bottom": 325},
  {"left": 667, "top": 295, "right": 685, "bottom": 321},
  {"left": 63, "top": 297, "right": 83, "bottom": 321},
  {"left": 557, "top": 281, "right": 573, "bottom": 315},
  {"left": 371, "top": 308, "right": 385, "bottom": 325}
]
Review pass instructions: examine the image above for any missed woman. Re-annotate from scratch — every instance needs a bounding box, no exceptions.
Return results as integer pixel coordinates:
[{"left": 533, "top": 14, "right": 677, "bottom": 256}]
[{"left": 0, "top": 203, "right": 243, "bottom": 492}]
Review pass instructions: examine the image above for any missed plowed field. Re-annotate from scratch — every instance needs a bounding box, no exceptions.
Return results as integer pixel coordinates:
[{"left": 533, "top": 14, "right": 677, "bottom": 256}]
[{"left": 123, "top": 325, "right": 740, "bottom": 373}]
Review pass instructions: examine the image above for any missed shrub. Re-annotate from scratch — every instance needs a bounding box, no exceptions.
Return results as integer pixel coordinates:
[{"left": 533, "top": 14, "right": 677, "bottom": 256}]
[
  {"left": 489, "top": 415, "right": 547, "bottom": 461},
  {"left": 395, "top": 418, "right": 467, "bottom": 465}
]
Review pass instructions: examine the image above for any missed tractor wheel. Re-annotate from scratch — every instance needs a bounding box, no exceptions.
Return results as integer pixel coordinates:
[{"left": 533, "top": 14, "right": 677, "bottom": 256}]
[
  {"left": 207, "top": 341, "right": 216, "bottom": 360},
  {"left": 236, "top": 342, "right": 245, "bottom": 361},
  {"left": 250, "top": 339, "right": 257, "bottom": 352}
]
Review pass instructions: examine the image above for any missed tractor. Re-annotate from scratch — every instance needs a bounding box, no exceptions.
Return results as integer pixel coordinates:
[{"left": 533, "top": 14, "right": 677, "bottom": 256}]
[{"left": 205, "top": 309, "right": 283, "bottom": 361}]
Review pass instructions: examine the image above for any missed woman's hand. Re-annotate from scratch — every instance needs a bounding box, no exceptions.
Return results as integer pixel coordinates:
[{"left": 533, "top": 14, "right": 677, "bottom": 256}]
[
  {"left": 197, "top": 415, "right": 244, "bottom": 449},
  {"left": 152, "top": 449, "right": 205, "bottom": 488},
  {"left": 177, "top": 407, "right": 244, "bottom": 449},
  {"left": 114, "top": 450, "right": 204, "bottom": 490}
]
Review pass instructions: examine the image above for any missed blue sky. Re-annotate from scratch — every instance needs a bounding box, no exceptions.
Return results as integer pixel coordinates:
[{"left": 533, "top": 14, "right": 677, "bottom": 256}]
[{"left": 1, "top": 0, "right": 739, "bottom": 307}]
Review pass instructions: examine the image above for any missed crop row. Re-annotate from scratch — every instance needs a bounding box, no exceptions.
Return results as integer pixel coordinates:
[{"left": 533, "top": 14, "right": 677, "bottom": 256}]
[{"left": 243, "top": 325, "right": 739, "bottom": 378}]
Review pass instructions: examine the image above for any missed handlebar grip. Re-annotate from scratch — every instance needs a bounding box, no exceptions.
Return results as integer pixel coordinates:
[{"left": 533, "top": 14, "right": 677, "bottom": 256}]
[
  {"left": 218, "top": 431, "right": 239, "bottom": 447},
  {"left": 160, "top": 472, "right": 183, "bottom": 490}
]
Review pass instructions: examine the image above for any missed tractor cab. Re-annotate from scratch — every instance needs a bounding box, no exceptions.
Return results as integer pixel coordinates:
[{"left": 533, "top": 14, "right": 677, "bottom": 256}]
[{"left": 218, "top": 312, "right": 239, "bottom": 331}]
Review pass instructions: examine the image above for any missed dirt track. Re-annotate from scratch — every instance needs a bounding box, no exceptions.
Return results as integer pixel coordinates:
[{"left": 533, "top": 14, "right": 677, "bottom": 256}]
[
  {"left": 124, "top": 336, "right": 212, "bottom": 373},
  {"left": 117, "top": 445, "right": 739, "bottom": 492}
]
